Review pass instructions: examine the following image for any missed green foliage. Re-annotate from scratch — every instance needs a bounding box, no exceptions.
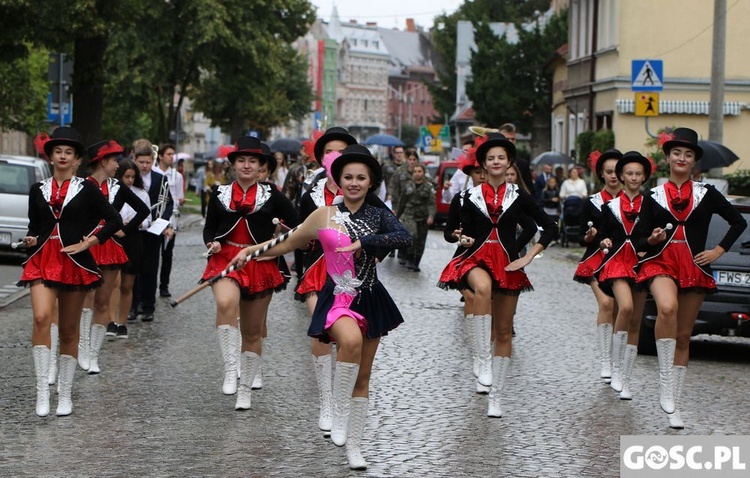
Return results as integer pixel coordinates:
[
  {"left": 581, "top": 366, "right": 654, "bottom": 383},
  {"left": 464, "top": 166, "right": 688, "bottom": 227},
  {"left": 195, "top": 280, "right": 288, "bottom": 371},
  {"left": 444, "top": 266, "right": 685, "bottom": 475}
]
[
  {"left": 400, "top": 124, "right": 420, "bottom": 149},
  {"left": 591, "top": 129, "right": 615, "bottom": 154},
  {"left": 575, "top": 131, "right": 595, "bottom": 163},
  {"left": 428, "top": 0, "right": 550, "bottom": 120},
  {"left": 0, "top": 45, "right": 49, "bottom": 133},
  {"left": 0, "top": 0, "right": 315, "bottom": 145},
  {"left": 466, "top": 9, "right": 568, "bottom": 133},
  {"left": 725, "top": 171, "right": 750, "bottom": 196}
]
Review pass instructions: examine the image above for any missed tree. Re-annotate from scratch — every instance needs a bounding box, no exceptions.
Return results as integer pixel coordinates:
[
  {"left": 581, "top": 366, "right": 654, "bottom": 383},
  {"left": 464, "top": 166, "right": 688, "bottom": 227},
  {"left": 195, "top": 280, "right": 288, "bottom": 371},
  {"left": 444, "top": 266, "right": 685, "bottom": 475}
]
[
  {"left": 427, "top": 0, "right": 550, "bottom": 121},
  {"left": 466, "top": 9, "right": 568, "bottom": 153},
  {"left": 0, "top": 45, "right": 49, "bottom": 134},
  {"left": 400, "top": 124, "right": 420, "bottom": 149}
]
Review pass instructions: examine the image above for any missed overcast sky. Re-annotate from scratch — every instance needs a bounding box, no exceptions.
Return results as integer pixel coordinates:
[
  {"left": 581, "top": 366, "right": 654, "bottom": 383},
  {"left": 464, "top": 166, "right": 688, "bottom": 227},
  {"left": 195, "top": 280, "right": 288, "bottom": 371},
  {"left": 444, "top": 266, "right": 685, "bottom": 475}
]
[{"left": 311, "top": 0, "right": 462, "bottom": 30}]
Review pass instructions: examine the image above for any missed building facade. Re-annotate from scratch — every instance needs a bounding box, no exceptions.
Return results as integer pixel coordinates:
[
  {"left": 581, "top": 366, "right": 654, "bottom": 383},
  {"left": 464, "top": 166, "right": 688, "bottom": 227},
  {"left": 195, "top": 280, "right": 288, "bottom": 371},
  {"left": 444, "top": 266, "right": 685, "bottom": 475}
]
[{"left": 555, "top": 0, "right": 750, "bottom": 172}]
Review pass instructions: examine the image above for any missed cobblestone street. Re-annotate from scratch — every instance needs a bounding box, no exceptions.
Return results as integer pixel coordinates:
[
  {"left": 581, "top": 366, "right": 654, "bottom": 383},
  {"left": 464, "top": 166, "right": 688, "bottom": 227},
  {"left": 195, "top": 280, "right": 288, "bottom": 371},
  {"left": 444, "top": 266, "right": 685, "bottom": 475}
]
[{"left": 2, "top": 222, "right": 749, "bottom": 477}]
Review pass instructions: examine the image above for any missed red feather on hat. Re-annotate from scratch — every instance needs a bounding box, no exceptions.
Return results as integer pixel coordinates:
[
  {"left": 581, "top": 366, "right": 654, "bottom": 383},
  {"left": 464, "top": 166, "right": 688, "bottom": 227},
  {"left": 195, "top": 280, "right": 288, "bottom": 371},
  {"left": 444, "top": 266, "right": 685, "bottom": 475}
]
[
  {"left": 646, "top": 156, "right": 658, "bottom": 174},
  {"left": 217, "top": 144, "right": 235, "bottom": 159},
  {"left": 587, "top": 150, "right": 602, "bottom": 171},
  {"left": 95, "top": 140, "right": 123, "bottom": 161},
  {"left": 33, "top": 132, "right": 51, "bottom": 160},
  {"left": 657, "top": 131, "right": 675, "bottom": 148}
]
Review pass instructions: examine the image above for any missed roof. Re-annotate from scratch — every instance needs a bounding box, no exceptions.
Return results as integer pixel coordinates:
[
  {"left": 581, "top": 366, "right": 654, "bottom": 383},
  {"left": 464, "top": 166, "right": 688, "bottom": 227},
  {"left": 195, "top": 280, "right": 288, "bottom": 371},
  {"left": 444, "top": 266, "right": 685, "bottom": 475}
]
[{"left": 377, "top": 28, "right": 434, "bottom": 71}]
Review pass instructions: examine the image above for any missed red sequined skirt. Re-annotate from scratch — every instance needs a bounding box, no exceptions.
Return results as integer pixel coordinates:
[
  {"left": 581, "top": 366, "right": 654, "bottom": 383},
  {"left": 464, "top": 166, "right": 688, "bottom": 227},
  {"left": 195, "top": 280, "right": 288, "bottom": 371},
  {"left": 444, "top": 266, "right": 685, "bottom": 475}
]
[
  {"left": 201, "top": 242, "right": 285, "bottom": 298},
  {"left": 574, "top": 250, "right": 604, "bottom": 284},
  {"left": 90, "top": 238, "right": 129, "bottom": 268},
  {"left": 636, "top": 241, "right": 715, "bottom": 292},
  {"left": 438, "top": 241, "right": 532, "bottom": 293},
  {"left": 598, "top": 244, "right": 638, "bottom": 283},
  {"left": 19, "top": 236, "right": 101, "bottom": 290},
  {"left": 295, "top": 255, "right": 327, "bottom": 300}
]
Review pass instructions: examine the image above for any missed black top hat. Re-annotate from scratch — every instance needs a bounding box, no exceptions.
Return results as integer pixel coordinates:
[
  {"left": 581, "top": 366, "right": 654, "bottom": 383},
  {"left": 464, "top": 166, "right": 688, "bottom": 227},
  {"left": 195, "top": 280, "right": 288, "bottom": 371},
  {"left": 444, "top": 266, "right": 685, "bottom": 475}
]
[
  {"left": 228, "top": 136, "right": 268, "bottom": 164},
  {"left": 44, "top": 126, "right": 85, "bottom": 157},
  {"left": 615, "top": 151, "right": 652, "bottom": 184},
  {"left": 87, "top": 140, "right": 124, "bottom": 166},
  {"left": 475, "top": 133, "right": 516, "bottom": 165},
  {"left": 314, "top": 127, "right": 357, "bottom": 161},
  {"left": 261, "top": 143, "right": 276, "bottom": 175},
  {"left": 662, "top": 127, "right": 703, "bottom": 159},
  {"left": 595, "top": 148, "right": 623, "bottom": 181},
  {"left": 329, "top": 144, "right": 382, "bottom": 192}
]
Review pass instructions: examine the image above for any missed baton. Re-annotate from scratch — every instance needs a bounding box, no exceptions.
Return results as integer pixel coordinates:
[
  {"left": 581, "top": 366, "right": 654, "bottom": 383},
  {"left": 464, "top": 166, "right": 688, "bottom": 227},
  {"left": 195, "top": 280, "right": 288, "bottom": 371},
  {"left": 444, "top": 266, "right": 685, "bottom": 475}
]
[{"left": 170, "top": 224, "right": 300, "bottom": 308}]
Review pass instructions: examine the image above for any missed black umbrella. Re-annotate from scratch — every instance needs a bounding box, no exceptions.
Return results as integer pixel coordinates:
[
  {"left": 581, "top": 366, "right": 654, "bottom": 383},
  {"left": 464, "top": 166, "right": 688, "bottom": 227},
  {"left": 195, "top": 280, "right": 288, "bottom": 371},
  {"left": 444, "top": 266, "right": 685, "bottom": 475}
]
[
  {"left": 696, "top": 140, "right": 740, "bottom": 171},
  {"left": 270, "top": 138, "right": 302, "bottom": 155},
  {"left": 531, "top": 151, "right": 573, "bottom": 166}
]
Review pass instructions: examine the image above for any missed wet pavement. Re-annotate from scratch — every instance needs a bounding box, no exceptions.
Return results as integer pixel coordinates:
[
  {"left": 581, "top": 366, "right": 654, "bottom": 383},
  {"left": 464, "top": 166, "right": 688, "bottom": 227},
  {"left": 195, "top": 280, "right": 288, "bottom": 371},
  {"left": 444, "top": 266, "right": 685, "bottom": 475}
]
[{"left": 2, "top": 219, "right": 749, "bottom": 477}]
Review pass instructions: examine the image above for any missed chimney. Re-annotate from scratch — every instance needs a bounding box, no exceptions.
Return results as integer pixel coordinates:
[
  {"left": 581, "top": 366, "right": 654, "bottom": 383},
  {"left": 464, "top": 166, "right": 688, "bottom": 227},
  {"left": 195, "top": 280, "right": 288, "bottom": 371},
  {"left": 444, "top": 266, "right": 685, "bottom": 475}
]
[
  {"left": 349, "top": 19, "right": 357, "bottom": 24},
  {"left": 406, "top": 18, "right": 416, "bottom": 32},
  {"left": 366, "top": 22, "right": 377, "bottom": 27}
]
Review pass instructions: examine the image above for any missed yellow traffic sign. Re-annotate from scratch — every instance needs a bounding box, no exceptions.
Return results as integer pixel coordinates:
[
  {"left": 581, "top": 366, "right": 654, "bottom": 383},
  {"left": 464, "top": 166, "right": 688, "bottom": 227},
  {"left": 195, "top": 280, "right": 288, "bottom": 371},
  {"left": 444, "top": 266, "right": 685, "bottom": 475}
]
[{"left": 635, "top": 92, "right": 659, "bottom": 117}]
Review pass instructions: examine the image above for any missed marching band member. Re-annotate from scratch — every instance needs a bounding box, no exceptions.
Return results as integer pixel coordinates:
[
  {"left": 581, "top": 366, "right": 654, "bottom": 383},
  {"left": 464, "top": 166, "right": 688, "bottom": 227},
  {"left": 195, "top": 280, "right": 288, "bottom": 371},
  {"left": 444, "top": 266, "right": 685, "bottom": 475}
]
[
  {"left": 595, "top": 152, "right": 652, "bottom": 399},
  {"left": 296, "top": 127, "right": 356, "bottom": 433},
  {"left": 574, "top": 149, "right": 623, "bottom": 383},
  {"left": 20, "top": 127, "right": 122, "bottom": 416},
  {"left": 202, "top": 136, "right": 299, "bottom": 409},
  {"left": 231, "top": 144, "right": 411, "bottom": 469},
  {"left": 438, "top": 133, "right": 556, "bottom": 417},
  {"left": 634, "top": 128, "right": 746, "bottom": 428},
  {"left": 82, "top": 141, "right": 150, "bottom": 373}
]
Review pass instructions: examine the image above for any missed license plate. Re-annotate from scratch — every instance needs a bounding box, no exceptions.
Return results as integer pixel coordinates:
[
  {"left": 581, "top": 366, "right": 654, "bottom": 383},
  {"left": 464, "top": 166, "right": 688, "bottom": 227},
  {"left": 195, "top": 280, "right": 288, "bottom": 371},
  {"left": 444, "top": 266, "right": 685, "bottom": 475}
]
[
  {"left": 713, "top": 270, "right": 750, "bottom": 288},
  {"left": 0, "top": 232, "right": 11, "bottom": 245}
]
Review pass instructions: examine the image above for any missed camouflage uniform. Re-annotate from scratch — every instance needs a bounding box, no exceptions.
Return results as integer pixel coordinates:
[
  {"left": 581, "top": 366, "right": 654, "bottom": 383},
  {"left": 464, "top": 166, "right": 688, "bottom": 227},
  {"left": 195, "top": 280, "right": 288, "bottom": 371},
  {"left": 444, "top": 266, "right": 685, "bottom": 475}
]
[{"left": 397, "top": 179, "right": 436, "bottom": 271}]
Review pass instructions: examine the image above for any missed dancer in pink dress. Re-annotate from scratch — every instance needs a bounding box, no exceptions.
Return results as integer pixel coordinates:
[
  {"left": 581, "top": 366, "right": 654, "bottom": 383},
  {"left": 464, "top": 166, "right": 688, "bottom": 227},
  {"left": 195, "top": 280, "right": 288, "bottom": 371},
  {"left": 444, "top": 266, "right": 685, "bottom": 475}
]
[{"left": 232, "top": 145, "right": 411, "bottom": 470}]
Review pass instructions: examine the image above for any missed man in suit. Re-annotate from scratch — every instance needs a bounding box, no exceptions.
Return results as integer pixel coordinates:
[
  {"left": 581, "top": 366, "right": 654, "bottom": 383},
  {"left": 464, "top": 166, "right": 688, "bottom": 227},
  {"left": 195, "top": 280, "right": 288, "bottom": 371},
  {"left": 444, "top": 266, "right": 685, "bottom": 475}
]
[
  {"left": 535, "top": 164, "right": 554, "bottom": 203},
  {"left": 131, "top": 139, "right": 174, "bottom": 322}
]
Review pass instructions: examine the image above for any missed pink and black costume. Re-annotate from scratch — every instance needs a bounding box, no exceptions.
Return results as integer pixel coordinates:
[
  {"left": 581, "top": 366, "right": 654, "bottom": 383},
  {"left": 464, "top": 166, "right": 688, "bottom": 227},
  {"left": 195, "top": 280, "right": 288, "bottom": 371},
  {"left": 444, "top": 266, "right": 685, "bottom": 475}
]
[{"left": 308, "top": 201, "right": 411, "bottom": 342}]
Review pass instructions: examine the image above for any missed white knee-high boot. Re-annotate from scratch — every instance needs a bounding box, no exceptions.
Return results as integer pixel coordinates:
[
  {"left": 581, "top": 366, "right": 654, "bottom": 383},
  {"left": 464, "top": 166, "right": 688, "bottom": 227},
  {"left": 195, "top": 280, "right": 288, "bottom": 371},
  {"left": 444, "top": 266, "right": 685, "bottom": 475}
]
[
  {"left": 87, "top": 324, "right": 107, "bottom": 374},
  {"left": 33, "top": 346, "right": 50, "bottom": 417},
  {"left": 48, "top": 324, "right": 59, "bottom": 385},
  {"left": 473, "top": 314, "right": 492, "bottom": 387},
  {"left": 235, "top": 351, "right": 261, "bottom": 410},
  {"left": 346, "top": 397, "right": 369, "bottom": 470},
  {"left": 78, "top": 308, "right": 93, "bottom": 371},
  {"left": 610, "top": 331, "right": 628, "bottom": 392},
  {"left": 619, "top": 344, "right": 638, "bottom": 400},
  {"left": 668, "top": 365, "right": 687, "bottom": 429},
  {"left": 597, "top": 323, "right": 613, "bottom": 382},
  {"left": 656, "top": 338, "right": 676, "bottom": 413},
  {"left": 56, "top": 355, "right": 77, "bottom": 416},
  {"left": 217, "top": 325, "right": 240, "bottom": 395},
  {"left": 465, "top": 314, "right": 479, "bottom": 378},
  {"left": 312, "top": 354, "right": 333, "bottom": 431},
  {"left": 487, "top": 356, "right": 511, "bottom": 417},
  {"left": 252, "top": 338, "right": 265, "bottom": 390},
  {"left": 330, "top": 361, "right": 360, "bottom": 446}
]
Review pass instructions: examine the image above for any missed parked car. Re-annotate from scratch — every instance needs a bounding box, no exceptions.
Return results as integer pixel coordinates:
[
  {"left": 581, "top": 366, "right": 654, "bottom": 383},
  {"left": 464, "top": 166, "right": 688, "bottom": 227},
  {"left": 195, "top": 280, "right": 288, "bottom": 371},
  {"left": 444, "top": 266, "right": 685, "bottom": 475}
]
[
  {"left": 639, "top": 196, "right": 750, "bottom": 354},
  {"left": 0, "top": 155, "right": 52, "bottom": 250},
  {"left": 431, "top": 160, "right": 459, "bottom": 227}
]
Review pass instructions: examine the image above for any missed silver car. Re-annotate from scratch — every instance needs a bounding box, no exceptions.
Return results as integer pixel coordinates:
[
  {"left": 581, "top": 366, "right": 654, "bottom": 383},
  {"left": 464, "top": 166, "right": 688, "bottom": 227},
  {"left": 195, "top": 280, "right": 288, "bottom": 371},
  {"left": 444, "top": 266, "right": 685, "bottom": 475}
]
[{"left": 0, "top": 155, "right": 52, "bottom": 249}]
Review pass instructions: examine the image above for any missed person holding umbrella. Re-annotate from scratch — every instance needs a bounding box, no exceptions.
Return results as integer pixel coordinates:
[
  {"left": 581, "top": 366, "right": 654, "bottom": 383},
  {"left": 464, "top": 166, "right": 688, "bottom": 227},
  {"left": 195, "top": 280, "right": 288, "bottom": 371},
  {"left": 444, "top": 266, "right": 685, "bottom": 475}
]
[{"left": 634, "top": 127, "right": 746, "bottom": 428}]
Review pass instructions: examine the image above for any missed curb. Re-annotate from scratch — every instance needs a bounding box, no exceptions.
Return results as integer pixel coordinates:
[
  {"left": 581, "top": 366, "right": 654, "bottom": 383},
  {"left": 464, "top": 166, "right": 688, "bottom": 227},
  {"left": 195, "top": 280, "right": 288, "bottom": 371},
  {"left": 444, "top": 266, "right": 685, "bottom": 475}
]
[{"left": 0, "top": 286, "right": 30, "bottom": 309}]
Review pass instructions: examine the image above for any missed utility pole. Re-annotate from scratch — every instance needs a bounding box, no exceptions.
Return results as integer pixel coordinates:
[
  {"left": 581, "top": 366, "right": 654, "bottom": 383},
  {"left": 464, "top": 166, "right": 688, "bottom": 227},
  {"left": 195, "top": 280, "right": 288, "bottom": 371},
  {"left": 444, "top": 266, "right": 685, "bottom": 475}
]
[
  {"left": 708, "top": 0, "right": 726, "bottom": 143},
  {"left": 708, "top": 0, "right": 726, "bottom": 177}
]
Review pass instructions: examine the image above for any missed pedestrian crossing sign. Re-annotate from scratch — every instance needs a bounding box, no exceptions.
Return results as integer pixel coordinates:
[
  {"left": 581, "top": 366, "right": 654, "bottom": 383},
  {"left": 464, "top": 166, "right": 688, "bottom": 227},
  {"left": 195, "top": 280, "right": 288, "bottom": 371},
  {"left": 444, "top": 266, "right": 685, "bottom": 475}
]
[
  {"left": 632, "top": 59, "right": 663, "bottom": 91},
  {"left": 635, "top": 92, "right": 659, "bottom": 117}
]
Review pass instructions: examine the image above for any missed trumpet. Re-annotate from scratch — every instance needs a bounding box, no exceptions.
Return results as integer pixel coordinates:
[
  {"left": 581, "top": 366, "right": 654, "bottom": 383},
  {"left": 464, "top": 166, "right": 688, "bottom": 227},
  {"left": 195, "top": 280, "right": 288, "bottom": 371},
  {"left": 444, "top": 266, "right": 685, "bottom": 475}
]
[{"left": 468, "top": 126, "right": 501, "bottom": 136}]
